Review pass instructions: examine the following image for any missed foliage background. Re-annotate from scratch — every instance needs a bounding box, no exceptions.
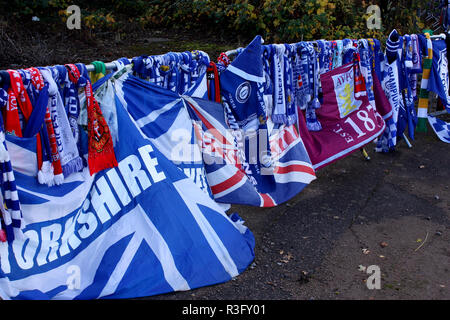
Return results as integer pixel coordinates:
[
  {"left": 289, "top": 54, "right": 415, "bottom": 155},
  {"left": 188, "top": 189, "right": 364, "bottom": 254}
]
[
  {"left": 0, "top": 0, "right": 434, "bottom": 68},
  {"left": 1, "top": 0, "right": 430, "bottom": 41}
]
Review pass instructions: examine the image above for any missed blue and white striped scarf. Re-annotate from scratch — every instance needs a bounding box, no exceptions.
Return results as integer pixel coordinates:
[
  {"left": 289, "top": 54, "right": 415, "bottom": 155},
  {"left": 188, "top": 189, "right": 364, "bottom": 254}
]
[
  {"left": 0, "top": 88, "right": 24, "bottom": 243},
  {"left": 306, "top": 43, "right": 322, "bottom": 131}
]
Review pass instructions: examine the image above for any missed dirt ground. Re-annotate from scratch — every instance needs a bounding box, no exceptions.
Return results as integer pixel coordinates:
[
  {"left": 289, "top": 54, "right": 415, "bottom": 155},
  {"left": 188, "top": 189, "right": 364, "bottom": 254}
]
[
  {"left": 147, "top": 128, "right": 450, "bottom": 301},
  {"left": 1, "top": 29, "right": 449, "bottom": 301}
]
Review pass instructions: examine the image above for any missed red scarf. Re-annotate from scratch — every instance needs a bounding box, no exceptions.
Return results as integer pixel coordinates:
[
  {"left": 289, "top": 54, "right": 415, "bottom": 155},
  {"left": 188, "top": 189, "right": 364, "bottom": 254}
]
[
  {"left": 4, "top": 70, "right": 43, "bottom": 172},
  {"left": 27, "top": 67, "right": 64, "bottom": 179},
  {"left": 353, "top": 52, "right": 367, "bottom": 98},
  {"left": 86, "top": 79, "right": 118, "bottom": 175},
  {"left": 206, "top": 62, "right": 221, "bottom": 103},
  {"left": 65, "top": 64, "right": 117, "bottom": 175}
]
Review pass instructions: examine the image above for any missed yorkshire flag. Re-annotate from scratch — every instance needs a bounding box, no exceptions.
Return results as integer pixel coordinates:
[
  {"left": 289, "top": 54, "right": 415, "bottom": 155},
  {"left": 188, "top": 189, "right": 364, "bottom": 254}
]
[{"left": 0, "top": 95, "right": 255, "bottom": 299}]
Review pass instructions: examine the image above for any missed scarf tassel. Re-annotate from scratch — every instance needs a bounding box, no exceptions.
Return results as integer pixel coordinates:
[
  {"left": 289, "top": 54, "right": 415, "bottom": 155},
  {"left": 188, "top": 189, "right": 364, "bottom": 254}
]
[
  {"left": 306, "top": 99, "right": 323, "bottom": 131},
  {"left": 38, "top": 160, "right": 55, "bottom": 186},
  {"left": 62, "top": 156, "right": 84, "bottom": 178},
  {"left": 54, "top": 173, "right": 64, "bottom": 185}
]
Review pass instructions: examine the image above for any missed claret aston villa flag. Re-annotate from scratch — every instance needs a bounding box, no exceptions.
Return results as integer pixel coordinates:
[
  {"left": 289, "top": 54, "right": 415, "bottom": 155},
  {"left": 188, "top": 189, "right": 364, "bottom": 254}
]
[{"left": 299, "top": 61, "right": 390, "bottom": 170}]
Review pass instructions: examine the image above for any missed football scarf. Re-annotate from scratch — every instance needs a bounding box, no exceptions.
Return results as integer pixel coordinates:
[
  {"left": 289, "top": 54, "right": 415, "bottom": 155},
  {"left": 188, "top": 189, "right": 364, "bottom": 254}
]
[
  {"left": 28, "top": 67, "right": 64, "bottom": 185},
  {"left": 220, "top": 35, "right": 275, "bottom": 193},
  {"left": 65, "top": 64, "right": 85, "bottom": 147},
  {"left": 305, "top": 43, "right": 322, "bottom": 131},
  {"left": 283, "top": 44, "right": 297, "bottom": 125},
  {"left": 4, "top": 70, "right": 49, "bottom": 182},
  {"left": 416, "top": 33, "right": 433, "bottom": 132},
  {"left": 297, "top": 42, "right": 313, "bottom": 111},
  {"left": 262, "top": 46, "right": 274, "bottom": 115},
  {"left": 375, "top": 32, "right": 403, "bottom": 153},
  {"left": 358, "top": 39, "right": 375, "bottom": 104},
  {"left": 40, "top": 68, "right": 84, "bottom": 178},
  {"left": 206, "top": 61, "right": 221, "bottom": 102},
  {"left": 217, "top": 52, "right": 231, "bottom": 73},
  {"left": 0, "top": 89, "right": 23, "bottom": 243},
  {"left": 27, "top": 67, "right": 64, "bottom": 186},
  {"left": 4, "top": 70, "right": 29, "bottom": 137},
  {"left": 447, "top": 35, "right": 450, "bottom": 96},
  {"left": 333, "top": 40, "right": 344, "bottom": 68},
  {"left": 368, "top": 38, "right": 384, "bottom": 83},
  {"left": 83, "top": 74, "right": 118, "bottom": 175},
  {"left": 408, "top": 34, "right": 422, "bottom": 100},
  {"left": 428, "top": 38, "right": 450, "bottom": 111},
  {"left": 292, "top": 44, "right": 308, "bottom": 112},
  {"left": 271, "top": 44, "right": 288, "bottom": 124},
  {"left": 400, "top": 35, "right": 418, "bottom": 140},
  {"left": 17, "top": 69, "right": 53, "bottom": 185},
  {"left": 0, "top": 95, "right": 255, "bottom": 300}
]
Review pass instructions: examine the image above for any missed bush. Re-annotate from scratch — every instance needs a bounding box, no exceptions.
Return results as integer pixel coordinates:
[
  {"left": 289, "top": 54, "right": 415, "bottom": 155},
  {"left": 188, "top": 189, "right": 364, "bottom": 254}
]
[{"left": 0, "top": 0, "right": 432, "bottom": 44}]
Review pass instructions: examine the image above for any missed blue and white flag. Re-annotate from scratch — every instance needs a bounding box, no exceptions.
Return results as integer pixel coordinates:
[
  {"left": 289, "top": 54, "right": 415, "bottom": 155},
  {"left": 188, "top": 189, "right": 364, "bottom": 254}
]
[
  {"left": 0, "top": 95, "right": 255, "bottom": 299},
  {"left": 428, "top": 114, "right": 450, "bottom": 143}
]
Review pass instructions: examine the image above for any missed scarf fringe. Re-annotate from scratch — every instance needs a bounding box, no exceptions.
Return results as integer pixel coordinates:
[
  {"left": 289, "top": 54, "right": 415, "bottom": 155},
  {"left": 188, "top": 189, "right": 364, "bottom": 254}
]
[
  {"left": 307, "top": 120, "right": 323, "bottom": 132},
  {"left": 62, "top": 156, "right": 84, "bottom": 178},
  {"left": 285, "top": 115, "right": 297, "bottom": 126},
  {"left": 38, "top": 161, "right": 55, "bottom": 186},
  {"left": 310, "top": 98, "right": 321, "bottom": 110},
  {"left": 271, "top": 114, "right": 287, "bottom": 124},
  {"left": 53, "top": 173, "right": 65, "bottom": 185}
]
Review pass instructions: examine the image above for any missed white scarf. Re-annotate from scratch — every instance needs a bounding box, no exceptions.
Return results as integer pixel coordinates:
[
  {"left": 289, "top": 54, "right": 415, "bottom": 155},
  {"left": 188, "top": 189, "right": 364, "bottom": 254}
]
[
  {"left": 41, "top": 68, "right": 83, "bottom": 178},
  {"left": 272, "top": 44, "right": 286, "bottom": 123}
]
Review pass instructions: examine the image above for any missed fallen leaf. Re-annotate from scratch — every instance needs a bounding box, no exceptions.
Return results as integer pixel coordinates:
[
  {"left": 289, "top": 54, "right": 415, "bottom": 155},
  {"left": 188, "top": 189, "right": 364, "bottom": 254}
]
[
  {"left": 416, "top": 238, "right": 422, "bottom": 243},
  {"left": 380, "top": 241, "right": 388, "bottom": 248},
  {"left": 362, "top": 248, "right": 370, "bottom": 255},
  {"left": 358, "top": 265, "right": 366, "bottom": 272},
  {"left": 379, "top": 255, "right": 385, "bottom": 258}
]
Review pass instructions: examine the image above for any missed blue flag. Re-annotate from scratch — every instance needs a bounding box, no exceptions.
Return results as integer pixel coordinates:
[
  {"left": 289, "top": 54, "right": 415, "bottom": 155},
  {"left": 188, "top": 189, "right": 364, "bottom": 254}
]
[{"left": 0, "top": 90, "right": 255, "bottom": 299}]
